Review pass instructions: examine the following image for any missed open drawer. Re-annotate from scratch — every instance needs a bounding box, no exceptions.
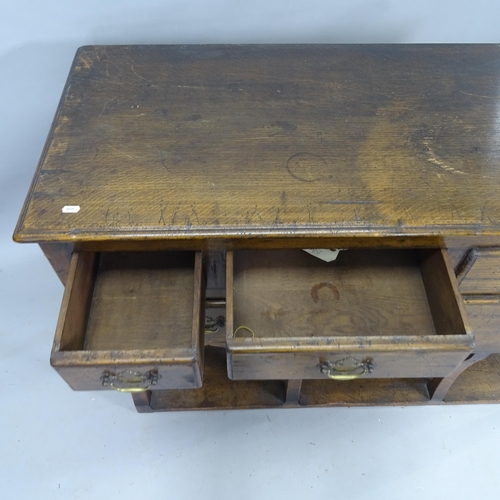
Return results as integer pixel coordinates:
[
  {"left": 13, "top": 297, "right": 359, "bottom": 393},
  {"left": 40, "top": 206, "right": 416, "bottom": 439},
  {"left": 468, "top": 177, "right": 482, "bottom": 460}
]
[
  {"left": 51, "top": 251, "right": 204, "bottom": 391},
  {"left": 226, "top": 249, "right": 473, "bottom": 380}
]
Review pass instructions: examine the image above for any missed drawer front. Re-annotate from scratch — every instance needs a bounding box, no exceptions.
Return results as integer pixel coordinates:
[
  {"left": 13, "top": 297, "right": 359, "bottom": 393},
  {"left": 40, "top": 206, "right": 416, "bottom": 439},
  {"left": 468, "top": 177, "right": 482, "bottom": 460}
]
[
  {"left": 464, "top": 296, "right": 500, "bottom": 352},
  {"left": 51, "top": 251, "right": 205, "bottom": 391},
  {"left": 52, "top": 358, "right": 202, "bottom": 391},
  {"left": 227, "top": 340, "right": 472, "bottom": 380},
  {"left": 226, "top": 248, "right": 473, "bottom": 381},
  {"left": 457, "top": 248, "right": 500, "bottom": 294}
]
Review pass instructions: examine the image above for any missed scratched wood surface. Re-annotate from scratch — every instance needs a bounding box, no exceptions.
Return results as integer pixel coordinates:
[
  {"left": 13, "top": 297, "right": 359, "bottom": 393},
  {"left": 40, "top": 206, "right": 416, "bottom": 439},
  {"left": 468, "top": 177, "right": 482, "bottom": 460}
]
[{"left": 13, "top": 44, "right": 500, "bottom": 243}]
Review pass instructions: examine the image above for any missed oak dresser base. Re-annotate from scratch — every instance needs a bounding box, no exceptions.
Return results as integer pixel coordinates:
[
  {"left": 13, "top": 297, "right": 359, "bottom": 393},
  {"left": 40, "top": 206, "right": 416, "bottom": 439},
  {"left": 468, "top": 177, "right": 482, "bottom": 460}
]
[
  {"left": 132, "top": 348, "right": 500, "bottom": 412},
  {"left": 13, "top": 45, "right": 500, "bottom": 414}
]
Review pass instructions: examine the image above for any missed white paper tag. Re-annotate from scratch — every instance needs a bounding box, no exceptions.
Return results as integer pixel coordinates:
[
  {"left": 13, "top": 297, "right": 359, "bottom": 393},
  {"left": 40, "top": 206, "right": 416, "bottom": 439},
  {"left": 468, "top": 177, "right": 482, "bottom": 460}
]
[
  {"left": 303, "top": 248, "right": 344, "bottom": 262},
  {"left": 62, "top": 205, "right": 81, "bottom": 214}
]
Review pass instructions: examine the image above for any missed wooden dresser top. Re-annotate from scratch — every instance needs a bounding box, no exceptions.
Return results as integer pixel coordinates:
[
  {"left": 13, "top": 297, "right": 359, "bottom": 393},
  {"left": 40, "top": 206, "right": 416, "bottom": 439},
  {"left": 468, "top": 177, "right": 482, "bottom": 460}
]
[{"left": 14, "top": 44, "right": 500, "bottom": 243}]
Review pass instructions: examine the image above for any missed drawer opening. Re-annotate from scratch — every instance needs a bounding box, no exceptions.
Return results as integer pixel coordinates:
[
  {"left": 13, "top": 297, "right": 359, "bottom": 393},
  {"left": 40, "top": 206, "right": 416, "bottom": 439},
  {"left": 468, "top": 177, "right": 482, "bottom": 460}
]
[
  {"left": 228, "top": 249, "right": 470, "bottom": 340},
  {"left": 59, "top": 251, "right": 199, "bottom": 352}
]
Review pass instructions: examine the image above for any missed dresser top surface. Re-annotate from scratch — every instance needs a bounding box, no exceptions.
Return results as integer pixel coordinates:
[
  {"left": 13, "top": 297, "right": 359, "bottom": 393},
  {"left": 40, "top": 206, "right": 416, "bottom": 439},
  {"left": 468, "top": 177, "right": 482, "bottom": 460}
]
[{"left": 14, "top": 44, "right": 500, "bottom": 243}]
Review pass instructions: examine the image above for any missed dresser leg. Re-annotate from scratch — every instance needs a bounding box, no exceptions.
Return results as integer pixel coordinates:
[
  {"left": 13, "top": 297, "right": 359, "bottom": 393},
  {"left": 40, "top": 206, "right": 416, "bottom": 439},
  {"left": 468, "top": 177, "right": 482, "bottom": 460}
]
[
  {"left": 132, "top": 390, "right": 153, "bottom": 413},
  {"left": 285, "top": 379, "right": 302, "bottom": 406},
  {"left": 427, "top": 353, "right": 489, "bottom": 402}
]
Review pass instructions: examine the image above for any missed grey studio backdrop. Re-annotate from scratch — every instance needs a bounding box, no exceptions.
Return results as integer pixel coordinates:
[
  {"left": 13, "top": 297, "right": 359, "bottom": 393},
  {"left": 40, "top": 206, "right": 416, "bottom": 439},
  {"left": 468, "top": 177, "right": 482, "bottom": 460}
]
[{"left": 2, "top": 1, "right": 500, "bottom": 499}]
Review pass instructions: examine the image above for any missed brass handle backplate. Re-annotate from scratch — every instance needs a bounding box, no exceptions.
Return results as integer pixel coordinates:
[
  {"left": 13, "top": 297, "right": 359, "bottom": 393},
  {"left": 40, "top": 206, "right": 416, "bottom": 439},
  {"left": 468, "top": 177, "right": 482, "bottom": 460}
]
[
  {"left": 319, "top": 357, "right": 374, "bottom": 380},
  {"left": 100, "top": 370, "right": 160, "bottom": 392}
]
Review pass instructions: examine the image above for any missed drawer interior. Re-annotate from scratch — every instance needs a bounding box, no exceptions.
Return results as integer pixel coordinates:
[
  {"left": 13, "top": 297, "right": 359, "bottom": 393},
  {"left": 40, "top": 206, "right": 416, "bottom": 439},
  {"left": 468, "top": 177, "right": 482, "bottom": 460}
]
[
  {"left": 59, "top": 251, "right": 199, "bottom": 352},
  {"left": 228, "top": 249, "right": 469, "bottom": 340}
]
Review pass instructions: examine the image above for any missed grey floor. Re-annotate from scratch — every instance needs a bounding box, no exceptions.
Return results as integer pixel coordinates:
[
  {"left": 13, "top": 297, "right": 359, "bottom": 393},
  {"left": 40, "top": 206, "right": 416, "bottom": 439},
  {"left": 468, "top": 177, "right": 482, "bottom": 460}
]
[{"left": 2, "top": 2, "right": 500, "bottom": 498}]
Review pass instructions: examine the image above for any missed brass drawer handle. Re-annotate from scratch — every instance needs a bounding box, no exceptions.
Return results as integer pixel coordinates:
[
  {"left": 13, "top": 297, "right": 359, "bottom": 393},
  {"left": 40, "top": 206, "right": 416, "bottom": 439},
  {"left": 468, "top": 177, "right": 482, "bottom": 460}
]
[
  {"left": 319, "top": 357, "right": 374, "bottom": 380},
  {"left": 100, "top": 370, "right": 160, "bottom": 392}
]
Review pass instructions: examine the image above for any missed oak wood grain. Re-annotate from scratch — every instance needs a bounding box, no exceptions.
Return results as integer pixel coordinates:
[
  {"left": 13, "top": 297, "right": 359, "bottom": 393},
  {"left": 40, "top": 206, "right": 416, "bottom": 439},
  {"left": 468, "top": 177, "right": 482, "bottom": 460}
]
[
  {"left": 13, "top": 44, "right": 500, "bottom": 244},
  {"left": 52, "top": 251, "right": 98, "bottom": 352},
  {"left": 67, "top": 235, "right": 500, "bottom": 252},
  {"left": 85, "top": 252, "right": 196, "bottom": 350},
  {"left": 227, "top": 349, "right": 471, "bottom": 380},
  {"left": 419, "top": 248, "right": 471, "bottom": 337},
  {"left": 232, "top": 249, "right": 437, "bottom": 339},
  {"left": 299, "top": 378, "right": 430, "bottom": 406}
]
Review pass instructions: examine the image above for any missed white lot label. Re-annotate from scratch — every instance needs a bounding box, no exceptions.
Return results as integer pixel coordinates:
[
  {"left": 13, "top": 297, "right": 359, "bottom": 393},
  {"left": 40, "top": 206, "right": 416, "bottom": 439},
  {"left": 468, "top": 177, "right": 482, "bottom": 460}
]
[
  {"left": 303, "top": 248, "right": 344, "bottom": 262},
  {"left": 62, "top": 205, "right": 81, "bottom": 213}
]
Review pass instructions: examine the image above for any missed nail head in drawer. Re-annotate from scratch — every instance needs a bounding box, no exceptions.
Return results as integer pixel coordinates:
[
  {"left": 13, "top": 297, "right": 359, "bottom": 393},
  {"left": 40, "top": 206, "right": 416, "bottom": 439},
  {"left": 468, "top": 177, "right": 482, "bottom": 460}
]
[{"left": 51, "top": 251, "right": 205, "bottom": 390}]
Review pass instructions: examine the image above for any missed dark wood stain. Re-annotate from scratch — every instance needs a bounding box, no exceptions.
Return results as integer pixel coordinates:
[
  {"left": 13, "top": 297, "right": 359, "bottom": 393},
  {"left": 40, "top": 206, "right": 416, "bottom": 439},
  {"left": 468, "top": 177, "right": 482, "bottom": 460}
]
[{"left": 310, "top": 282, "right": 340, "bottom": 303}]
